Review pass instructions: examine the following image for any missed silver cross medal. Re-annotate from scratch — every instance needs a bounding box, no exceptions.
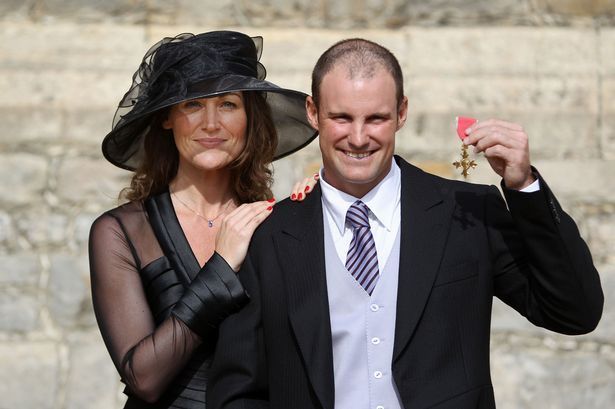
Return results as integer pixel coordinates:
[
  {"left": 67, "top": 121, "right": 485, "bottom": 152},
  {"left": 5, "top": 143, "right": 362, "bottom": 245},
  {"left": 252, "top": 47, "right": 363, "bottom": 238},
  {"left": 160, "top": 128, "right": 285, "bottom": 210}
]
[{"left": 453, "top": 116, "right": 478, "bottom": 178}]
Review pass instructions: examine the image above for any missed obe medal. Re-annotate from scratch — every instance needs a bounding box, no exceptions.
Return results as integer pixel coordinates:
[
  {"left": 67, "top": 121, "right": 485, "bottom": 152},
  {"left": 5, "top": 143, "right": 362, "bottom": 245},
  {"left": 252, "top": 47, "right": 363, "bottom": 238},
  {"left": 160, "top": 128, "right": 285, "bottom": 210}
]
[{"left": 453, "top": 116, "right": 478, "bottom": 178}]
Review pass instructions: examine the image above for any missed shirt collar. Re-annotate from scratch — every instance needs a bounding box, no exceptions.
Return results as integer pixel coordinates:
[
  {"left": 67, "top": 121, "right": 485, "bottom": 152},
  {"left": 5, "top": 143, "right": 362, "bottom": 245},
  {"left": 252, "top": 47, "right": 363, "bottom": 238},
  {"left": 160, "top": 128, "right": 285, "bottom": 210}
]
[{"left": 320, "top": 158, "right": 401, "bottom": 235}]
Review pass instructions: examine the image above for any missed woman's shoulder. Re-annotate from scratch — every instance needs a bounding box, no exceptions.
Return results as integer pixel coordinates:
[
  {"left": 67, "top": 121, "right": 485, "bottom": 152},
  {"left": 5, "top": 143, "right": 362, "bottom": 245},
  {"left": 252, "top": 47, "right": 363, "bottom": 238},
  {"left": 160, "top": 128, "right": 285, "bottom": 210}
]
[{"left": 90, "top": 200, "right": 148, "bottom": 237}]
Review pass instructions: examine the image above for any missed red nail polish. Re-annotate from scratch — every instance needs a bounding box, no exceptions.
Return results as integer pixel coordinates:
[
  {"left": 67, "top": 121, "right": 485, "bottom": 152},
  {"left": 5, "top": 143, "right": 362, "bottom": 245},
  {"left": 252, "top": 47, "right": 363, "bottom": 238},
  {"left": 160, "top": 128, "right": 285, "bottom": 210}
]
[
  {"left": 267, "top": 206, "right": 273, "bottom": 211},
  {"left": 291, "top": 194, "right": 296, "bottom": 200},
  {"left": 268, "top": 198, "right": 275, "bottom": 203},
  {"left": 297, "top": 193, "right": 303, "bottom": 200},
  {"left": 304, "top": 186, "right": 310, "bottom": 193}
]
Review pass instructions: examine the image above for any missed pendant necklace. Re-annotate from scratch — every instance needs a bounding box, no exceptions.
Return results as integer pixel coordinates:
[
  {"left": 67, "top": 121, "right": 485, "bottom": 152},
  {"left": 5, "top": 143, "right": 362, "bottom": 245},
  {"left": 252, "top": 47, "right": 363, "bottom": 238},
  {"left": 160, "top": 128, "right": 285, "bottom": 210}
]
[{"left": 171, "top": 190, "right": 233, "bottom": 228}]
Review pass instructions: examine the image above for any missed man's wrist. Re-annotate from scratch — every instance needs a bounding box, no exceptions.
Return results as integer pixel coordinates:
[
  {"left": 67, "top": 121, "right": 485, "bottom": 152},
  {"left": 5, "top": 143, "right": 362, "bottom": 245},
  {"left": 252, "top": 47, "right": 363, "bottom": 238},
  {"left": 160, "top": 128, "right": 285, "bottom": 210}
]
[{"left": 519, "top": 178, "right": 540, "bottom": 192}]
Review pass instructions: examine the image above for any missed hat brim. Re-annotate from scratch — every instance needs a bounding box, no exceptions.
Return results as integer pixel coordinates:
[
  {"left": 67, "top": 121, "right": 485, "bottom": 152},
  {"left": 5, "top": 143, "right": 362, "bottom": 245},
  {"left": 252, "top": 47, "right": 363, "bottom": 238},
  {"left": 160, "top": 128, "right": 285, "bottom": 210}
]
[{"left": 102, "top": 74, "right": 318, "bottom": 171}]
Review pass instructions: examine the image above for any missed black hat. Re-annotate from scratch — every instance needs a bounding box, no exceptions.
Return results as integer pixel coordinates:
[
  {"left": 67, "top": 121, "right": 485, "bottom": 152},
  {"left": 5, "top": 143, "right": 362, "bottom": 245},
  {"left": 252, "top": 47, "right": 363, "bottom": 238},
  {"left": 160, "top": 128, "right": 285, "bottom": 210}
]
[{"left": 102, "top": 31, "right": 317, "bottom": 170}]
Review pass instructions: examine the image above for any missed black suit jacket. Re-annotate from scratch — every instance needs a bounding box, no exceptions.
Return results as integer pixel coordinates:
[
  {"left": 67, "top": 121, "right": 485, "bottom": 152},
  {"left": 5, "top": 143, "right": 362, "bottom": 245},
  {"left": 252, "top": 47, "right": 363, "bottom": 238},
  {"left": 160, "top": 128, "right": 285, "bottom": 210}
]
[{"left": 208, "top": 156, "right": 603, "bottom": 409}]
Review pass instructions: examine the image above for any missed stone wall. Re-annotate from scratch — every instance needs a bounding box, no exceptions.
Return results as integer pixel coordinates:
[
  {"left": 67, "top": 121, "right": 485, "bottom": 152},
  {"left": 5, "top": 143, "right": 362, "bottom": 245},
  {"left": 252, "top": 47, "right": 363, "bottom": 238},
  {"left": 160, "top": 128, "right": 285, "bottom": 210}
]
[{"left": 1, "top": 1, "right": 614, "bottom": 408}]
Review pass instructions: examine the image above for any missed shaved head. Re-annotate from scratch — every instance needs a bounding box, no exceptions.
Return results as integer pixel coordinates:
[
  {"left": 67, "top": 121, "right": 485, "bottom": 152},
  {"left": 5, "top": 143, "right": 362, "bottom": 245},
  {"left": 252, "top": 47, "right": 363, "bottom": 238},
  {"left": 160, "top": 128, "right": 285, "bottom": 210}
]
[{"left": 311, "top": 38, "right": 404, "bottom": 109}]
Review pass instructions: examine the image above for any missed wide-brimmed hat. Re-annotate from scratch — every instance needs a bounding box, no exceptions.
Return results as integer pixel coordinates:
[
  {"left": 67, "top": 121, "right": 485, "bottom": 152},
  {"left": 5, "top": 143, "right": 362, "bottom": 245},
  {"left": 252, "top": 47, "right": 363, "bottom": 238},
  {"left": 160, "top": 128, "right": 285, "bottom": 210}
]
[{"left": 102, "top": 31, "right": 317, "bottom": 170}]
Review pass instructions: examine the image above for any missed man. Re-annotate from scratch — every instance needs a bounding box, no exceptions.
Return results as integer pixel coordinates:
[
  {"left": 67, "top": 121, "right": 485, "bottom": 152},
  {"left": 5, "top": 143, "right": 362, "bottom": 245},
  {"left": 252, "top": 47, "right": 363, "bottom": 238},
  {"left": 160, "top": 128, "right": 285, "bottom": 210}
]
[{"left": 208, "top": 39, "right": 603, "bottom": 409}]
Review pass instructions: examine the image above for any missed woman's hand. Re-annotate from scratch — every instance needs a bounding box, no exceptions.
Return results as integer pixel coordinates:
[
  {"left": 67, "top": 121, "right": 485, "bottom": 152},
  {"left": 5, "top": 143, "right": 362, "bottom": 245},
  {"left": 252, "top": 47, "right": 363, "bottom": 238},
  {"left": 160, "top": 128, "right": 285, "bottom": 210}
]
[
  {"left": 290, "top": 173, "right": 319, "bottom": 201},
  {"left": 215, "top": 199, "right": 275, "bottom": 271}
]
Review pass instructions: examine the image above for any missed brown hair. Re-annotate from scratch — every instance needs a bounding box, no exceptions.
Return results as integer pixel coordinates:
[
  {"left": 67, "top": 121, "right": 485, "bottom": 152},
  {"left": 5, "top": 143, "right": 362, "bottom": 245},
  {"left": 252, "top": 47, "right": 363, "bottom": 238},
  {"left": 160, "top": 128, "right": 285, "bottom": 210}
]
[
  {"left": 311, "top": 38, "right": 404, "bottom": 109},
  {"left": 121, "top": 91, "right": 276, "bottom": 203}
]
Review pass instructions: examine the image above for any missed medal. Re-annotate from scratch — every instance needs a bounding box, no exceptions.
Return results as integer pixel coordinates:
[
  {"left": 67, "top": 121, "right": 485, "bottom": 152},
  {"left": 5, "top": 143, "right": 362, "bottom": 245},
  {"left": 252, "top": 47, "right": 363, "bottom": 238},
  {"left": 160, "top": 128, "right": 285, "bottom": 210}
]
[{"left": 453, "top": 116, "right": 478, "bottom": 178}]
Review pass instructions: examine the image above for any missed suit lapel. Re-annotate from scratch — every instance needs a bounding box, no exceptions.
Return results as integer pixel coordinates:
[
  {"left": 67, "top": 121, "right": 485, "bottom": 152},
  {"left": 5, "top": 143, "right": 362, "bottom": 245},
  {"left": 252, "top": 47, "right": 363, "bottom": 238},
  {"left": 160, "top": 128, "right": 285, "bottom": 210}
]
[
  {"left": 393, "top": 157, "right": 455, "bottom": 362},
  {"left": 274, "top": 185, "right": 335, "bottom": 409}
]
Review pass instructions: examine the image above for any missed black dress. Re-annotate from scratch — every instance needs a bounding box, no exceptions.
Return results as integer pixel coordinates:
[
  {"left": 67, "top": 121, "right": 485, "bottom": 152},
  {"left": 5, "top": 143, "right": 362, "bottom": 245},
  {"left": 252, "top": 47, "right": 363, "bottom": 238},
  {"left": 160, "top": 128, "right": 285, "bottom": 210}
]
[{"left": 89, "top": 189, "right": 247, "bottom": 408}]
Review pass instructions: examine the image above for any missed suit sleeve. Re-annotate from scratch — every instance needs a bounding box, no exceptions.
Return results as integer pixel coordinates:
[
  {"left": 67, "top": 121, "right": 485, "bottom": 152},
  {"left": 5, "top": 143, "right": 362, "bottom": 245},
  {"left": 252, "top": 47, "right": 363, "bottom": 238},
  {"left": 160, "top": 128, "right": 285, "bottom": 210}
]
[
  {"left": 488, "top": 171, "right": 603, "bottom": 335},
  {"left": 207, "top": 250, "right": 270, "bottom": 409}
]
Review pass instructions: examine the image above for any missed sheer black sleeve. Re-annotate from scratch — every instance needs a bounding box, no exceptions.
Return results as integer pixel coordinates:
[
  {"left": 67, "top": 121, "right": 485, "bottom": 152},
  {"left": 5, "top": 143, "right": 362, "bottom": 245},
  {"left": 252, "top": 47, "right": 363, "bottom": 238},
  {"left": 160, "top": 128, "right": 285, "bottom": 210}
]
[{"left": 89, "top": 212, "right": 203, "bottom": 402}]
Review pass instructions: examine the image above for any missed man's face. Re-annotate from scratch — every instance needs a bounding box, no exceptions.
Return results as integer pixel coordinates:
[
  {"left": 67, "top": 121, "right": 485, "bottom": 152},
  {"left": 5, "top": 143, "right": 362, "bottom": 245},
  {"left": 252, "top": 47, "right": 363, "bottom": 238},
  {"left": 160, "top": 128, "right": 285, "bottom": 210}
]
[{"left": 306, "top": 64, "right": 408, "bottom": 198}]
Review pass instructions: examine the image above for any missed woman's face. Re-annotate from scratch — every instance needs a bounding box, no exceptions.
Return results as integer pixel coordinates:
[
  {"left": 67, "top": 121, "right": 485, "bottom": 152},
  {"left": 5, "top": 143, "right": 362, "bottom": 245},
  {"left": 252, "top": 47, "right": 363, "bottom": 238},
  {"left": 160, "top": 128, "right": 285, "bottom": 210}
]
[{"left": 163, "top": 92, "right": 247, "bottom": 173}]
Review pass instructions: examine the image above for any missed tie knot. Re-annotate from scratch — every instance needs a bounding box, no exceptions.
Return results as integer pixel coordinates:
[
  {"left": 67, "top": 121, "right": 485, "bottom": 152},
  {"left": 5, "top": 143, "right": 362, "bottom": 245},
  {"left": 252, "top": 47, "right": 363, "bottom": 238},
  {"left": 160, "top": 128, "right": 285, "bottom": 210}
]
[{"left": 346, "top": 200, "right": 370, "bottom": 229}]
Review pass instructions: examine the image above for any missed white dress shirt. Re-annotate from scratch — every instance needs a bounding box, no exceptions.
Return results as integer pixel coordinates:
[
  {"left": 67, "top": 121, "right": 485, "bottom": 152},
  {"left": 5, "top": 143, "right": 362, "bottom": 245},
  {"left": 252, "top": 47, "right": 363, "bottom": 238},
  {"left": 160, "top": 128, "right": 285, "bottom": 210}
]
[{"left": 319, "top": 158, "right": 401, "bottom": 272}]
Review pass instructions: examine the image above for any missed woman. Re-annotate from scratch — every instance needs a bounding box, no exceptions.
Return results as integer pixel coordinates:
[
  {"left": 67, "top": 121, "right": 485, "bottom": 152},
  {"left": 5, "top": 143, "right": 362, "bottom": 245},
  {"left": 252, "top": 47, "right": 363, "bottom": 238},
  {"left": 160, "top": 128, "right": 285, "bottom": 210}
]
[{"left": 89, "top": 31, "right": 318, "bottom": 408}]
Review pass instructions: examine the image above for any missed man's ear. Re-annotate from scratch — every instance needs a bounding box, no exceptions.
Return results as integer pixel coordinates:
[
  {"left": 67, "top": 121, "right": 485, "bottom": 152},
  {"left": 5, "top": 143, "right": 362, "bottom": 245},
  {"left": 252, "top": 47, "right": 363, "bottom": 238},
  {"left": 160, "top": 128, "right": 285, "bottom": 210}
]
[
  {"left": 396, "top": 96, "right": 409, "bottom": 131},
  {"left": 306, "top": 96, "right": 319, "bottom": 131}
]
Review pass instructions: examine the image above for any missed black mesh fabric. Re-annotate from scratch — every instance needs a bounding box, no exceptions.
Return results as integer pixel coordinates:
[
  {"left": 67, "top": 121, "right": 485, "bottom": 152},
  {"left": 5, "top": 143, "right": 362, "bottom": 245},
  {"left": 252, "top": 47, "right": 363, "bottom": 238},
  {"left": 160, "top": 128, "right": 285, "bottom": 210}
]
[{"left": 89, "top": 191, "right": 248, "bottom": 408}]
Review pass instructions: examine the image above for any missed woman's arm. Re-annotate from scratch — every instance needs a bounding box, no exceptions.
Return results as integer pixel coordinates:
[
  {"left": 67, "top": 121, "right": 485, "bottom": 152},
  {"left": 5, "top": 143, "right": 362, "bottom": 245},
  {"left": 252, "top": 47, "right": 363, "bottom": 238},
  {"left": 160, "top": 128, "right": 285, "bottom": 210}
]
[{"left": 89, "top": 214, "right": 203, "bottom": 402}]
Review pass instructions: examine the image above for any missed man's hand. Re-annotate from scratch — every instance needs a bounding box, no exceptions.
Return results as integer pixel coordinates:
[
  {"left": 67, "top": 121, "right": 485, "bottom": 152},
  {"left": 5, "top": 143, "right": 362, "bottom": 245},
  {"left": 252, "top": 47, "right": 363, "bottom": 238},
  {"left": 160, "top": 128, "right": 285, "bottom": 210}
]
[{"left": 464, "top": 119, "right": 536, "bottom": 190}]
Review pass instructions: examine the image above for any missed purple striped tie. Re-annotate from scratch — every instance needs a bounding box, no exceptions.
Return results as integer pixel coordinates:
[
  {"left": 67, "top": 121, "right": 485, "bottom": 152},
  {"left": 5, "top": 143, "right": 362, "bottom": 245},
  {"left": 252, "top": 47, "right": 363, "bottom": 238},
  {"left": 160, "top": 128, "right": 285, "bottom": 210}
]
[{"left": 345, "top": 200, "right": 379, "bottom": 295}]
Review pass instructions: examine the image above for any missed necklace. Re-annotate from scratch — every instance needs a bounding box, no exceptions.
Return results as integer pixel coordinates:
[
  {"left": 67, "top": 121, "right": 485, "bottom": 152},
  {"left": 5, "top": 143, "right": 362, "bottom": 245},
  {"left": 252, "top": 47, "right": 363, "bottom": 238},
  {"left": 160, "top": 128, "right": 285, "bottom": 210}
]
[{"left": 171, "top": 190, "right": 233, "bottom": 228}]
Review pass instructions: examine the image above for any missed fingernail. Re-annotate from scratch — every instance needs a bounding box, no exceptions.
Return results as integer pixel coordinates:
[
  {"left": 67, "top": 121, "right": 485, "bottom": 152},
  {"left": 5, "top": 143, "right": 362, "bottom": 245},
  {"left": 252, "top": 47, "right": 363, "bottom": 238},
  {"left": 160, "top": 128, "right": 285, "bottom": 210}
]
[
  {"left": 313, "top": 173, "right": 319, "bottom": 179},
  {"left": 268, "top": 198, "right": 275, "bottom": 203},
  {"left": 291, "top": 194, "right": 296, "bottom": 200},
  {"left": 304, "top": 186, "right": 310, "bottom": 192},
  {"left": 267, "top": 206, "right": 273, "bottom": 211},
  {"left": 297, "top": 193, "right": 303, "bottom": 200}
]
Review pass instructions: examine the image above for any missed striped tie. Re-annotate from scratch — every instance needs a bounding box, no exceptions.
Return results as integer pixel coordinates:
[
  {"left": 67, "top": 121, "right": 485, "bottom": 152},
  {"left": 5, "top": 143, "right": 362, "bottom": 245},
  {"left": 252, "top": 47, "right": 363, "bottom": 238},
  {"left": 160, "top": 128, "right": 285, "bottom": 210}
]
[{"left": 345, "top": 200, "right": 379, "bottom": 295}]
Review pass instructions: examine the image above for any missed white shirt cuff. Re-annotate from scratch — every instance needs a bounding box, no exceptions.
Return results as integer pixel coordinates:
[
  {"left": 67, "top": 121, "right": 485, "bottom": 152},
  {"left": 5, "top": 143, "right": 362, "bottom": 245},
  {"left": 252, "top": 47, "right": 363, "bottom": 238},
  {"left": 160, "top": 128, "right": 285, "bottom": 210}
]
[{"left": 519, "top": 178, "right": 540, "bottom": 193}]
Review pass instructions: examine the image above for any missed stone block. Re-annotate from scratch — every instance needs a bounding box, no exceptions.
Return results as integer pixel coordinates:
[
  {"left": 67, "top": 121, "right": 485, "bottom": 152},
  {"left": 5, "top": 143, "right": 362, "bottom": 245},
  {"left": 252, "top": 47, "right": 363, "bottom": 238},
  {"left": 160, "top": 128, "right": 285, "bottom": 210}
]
[
  {"left": 14, "top": 208, "right": 69, "bottom": 248},
  {"left": 0, "top": 107, "right": 62, "bottom": 145},
  {"left": 405, "top": 27, "right": 597, "bottom": 77},
  {"left": 601, "top": 28, "right": 615, "bottom": 76},
  {"left": 0, "top": 341, "right": 59, "bottom": 409},
  {"left": 602, "top": 114, "right": 615, "bottom": 160},
  {"left": 48, "top": 253, "right": 94, "bottom": 328},
  {"left": 13, "top": 206, "right": 48, "bottom": 247},
  {"left": 64, "top": 108, "right": 114, "bottom": 146},
  {"left": 518, "top": 159, "right": 615, "bottom": 202},
  {"left": 143, "top": 25, "right": 209, "bottom": 45},
  {"left": 0, "top": 153, "right": 47, "bottom": 207},
  {"left": 581, "top": 267, "right": 615, "bottom": 342},
  {"left": 509, "top": 113, "right": 599, "bottom": 160},
  {"left": 0, "top": 22, "right": 146, "bottom": 72},
  {"left": 0, "top": 253, "right": 40, "bottom": 286},
  {"left": 405, "top": 76, "right": 598, "bottom": 113},
  {"left": 0, "top": 290, "right": 40, "bottom": 332},
  {"left": 56, "top": 156, "right": 130, "bottom": 206},
  {"left": 73, "top": 212, "right": 101, "bottom": 250},
  {"left": 0, "top": 211, "right": 15, "bottom": 246},
  {"left": 163, "top": 0, "right": 535, "bottom": 28},
  {"left": 585, "top": 214, "right": 615, "bottom": 264},
  {"left": 252, "top": 28, "right": 408, "bottom": 79},
  {"left": 65, "top": 330, "right": 120, "bottom": 409},
  {"left": 169, "top": 0, "right": 241, "bottom": 27},
  {"left": 0, "top": 0, "right": 33, "bottom": 21},
  {"left": 534, "top": 0, "right": 615, "bottom": 17},
  {"left": 325, "top": 0, "right": 405, "bottom": 29},
  {"left": 492, "top": 341, "right": 615, "bottom": 408},
  {"left": 601, "top": 79, "right": 615, "bottom": 159},
  {"left": 404, "top": 0, "right": 531, "bottom": 26},
  {"left": 0, "top": 70, "right": 133, "bottom": 109},
  {"left": 37, "top": 0, "right": 147, "bottom": 23}
]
